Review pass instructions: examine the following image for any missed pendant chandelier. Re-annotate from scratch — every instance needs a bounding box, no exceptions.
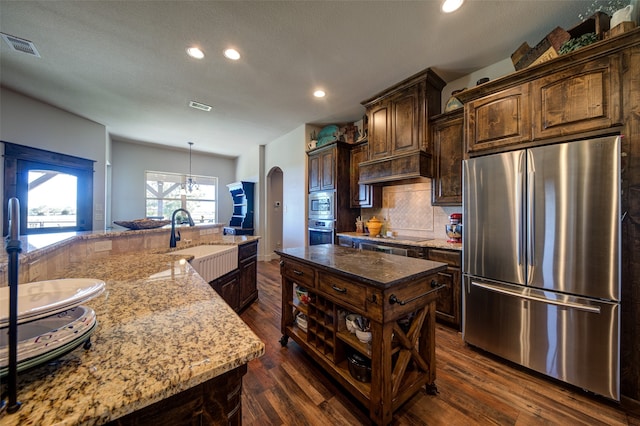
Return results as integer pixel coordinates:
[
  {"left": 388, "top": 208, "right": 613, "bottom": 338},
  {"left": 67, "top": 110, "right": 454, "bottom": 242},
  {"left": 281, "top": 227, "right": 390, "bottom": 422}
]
[{"left": 183, "top": 142, "right": 199, "bottom": 193}]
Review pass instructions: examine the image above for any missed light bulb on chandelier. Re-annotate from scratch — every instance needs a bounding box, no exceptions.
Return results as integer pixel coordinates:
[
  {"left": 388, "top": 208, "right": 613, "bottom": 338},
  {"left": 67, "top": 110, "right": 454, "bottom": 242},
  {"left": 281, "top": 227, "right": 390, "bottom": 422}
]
[{"left": 182, "top": 142, "right": 199, "bottom": 193}]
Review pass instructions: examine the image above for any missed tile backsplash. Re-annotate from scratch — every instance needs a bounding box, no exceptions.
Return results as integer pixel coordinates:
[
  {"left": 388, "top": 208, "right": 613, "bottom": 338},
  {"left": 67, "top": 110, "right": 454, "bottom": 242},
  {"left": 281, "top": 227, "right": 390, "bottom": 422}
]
[{"left": 362, "top": 181, "right": 461, "bottom": 240}]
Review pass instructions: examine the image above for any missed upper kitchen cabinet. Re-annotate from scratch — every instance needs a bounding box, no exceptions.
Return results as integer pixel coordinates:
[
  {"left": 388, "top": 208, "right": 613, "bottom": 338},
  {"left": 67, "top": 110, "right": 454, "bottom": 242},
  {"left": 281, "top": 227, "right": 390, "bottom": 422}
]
[
  {"left": 349, "top": 140, "right": 381, "bottom": 208},
  {"left": 458, "top": 36, "right": 627, "bottom": 156},
  {"left": 531, "top": 55, "right": 622, "bottom": 139},
  {"left": 308, "top": 140, "right": 352, "bottom": 193},
  {"left": 464, "top": 83, "right": 532, "bottom": 154},
  {"left": 359, "top": 68, "right": 446, "bottom": 185},
  {"left": 431, "top": 109, "right": 464, "bottom": 206}
]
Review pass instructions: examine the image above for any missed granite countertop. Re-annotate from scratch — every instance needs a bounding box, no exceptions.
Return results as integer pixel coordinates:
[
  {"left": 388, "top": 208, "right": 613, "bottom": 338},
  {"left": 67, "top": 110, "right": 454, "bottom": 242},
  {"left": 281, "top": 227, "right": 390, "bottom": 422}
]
[
  {"left": 276, "top": 244, "right": 447, "bottom": 288},
  {"left": 0, "top": 252, "right": 265, "bottom": 425},
  {"left": 336, "top": 232, "right": 462, "bottom": 251}
]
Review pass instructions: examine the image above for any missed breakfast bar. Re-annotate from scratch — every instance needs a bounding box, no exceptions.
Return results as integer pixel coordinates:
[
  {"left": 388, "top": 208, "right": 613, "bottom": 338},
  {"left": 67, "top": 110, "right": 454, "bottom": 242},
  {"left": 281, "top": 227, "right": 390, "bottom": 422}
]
[
  {"left": 276, "top": 244, "right": 447, "bottom": 426},
  {"left": 0, "top": 234, "right": 265, "bottom": 425}
]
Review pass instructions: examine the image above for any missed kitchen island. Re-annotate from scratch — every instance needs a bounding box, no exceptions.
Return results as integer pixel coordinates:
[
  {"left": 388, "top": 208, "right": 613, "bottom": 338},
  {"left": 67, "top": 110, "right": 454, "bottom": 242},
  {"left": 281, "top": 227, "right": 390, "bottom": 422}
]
[
  {"left": 276, "top": 244, "right": 447, "bottom": 425},
  {"left": 0, "top": 247, "right": 264, "bottom": 425}
]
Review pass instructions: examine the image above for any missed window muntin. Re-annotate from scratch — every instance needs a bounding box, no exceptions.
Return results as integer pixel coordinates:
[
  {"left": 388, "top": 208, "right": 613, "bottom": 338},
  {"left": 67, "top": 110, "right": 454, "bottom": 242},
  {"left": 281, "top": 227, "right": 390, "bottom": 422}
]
[{"left": 145, "top": 171, "right": 217, "bottom": 223}]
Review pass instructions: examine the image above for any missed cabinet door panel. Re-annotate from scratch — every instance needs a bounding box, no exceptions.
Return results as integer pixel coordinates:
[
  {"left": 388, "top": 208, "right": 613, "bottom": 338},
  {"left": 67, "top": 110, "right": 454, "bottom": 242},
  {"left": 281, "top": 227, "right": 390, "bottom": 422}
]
[
  {"left": 393, "top": 90, "right": 420, "bottom": 153},
  {"left": 532, "top": 55, "right": 621, "bottom": 139},
  {"left": 466, "top": 84, "right": 532, "bottom": 153},
  {"left": 369, "top": 102, "right": 392, "bottom": 159},
  {"left": 350, "top": 142, "right": 379, "bottom": 208},
  {"left": 320, "top": 149, "right": 335, "bottom": 190},
  {"left": 432, "top": 113, "right": 463, "bottom": 206},
  {"left": 309, "top": 155, "right": 321, "bottom": 192}
]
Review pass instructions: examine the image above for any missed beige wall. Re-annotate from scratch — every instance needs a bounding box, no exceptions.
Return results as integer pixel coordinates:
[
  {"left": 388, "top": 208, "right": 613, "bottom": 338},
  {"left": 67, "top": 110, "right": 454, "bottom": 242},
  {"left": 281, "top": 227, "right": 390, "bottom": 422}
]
[
  {"left": 0, "top": 87, "right": 108, "bottom": 231},
  {"left": 264, "top": 125, "right": 307, "bottom": 252}
]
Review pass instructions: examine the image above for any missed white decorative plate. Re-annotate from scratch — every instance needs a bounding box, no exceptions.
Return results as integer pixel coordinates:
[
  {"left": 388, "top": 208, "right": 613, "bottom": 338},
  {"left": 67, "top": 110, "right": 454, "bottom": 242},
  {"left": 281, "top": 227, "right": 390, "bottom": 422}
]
[
  {"left": 0, "top": 305, "right": 97, "bottom": 375},
  {"left": 0, "top": 278, "right": 105, "bottom": 328}
]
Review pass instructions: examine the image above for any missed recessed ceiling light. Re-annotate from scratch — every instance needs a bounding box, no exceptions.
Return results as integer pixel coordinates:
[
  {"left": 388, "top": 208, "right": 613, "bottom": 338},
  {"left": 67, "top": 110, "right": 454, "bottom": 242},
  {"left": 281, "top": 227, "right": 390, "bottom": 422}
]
[
  {"left": 186, "top": 47, "right": 204, "bottom": 59},
  {"left": 224, "top": 48, "right": 241, "bottom": 60},
  {"left": 313, "top": 90, "right": 326, "bottom": 98},
  {"left": 441, "top": 0, "right": 464, "bottom": 13}
]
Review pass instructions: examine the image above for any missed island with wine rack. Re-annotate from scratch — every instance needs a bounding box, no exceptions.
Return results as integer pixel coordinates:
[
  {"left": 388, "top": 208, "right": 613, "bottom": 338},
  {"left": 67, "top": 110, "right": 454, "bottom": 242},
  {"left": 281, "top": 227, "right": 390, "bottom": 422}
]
[{"left": 276, "top": 244, "right": 447, "bottom": 426}]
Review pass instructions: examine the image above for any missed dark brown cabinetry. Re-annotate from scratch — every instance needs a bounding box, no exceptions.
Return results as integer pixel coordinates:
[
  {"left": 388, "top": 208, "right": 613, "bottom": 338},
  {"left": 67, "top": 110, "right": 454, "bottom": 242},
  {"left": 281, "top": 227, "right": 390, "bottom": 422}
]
[
  {"left": 308, "top": 141, "right": 360, "bottom": 240},
  {"left": 430, "top": 110, "right": 463, "bottom": 206},
  {"left": 309, "top": 144, "right": 336, "bottom": 192},
  {"left": 107, "top": 364, "right": 246, "bottom": 426},
  {"left": 426, "top": 248, "right": 461, "bottom": 329},
  {"left": 465, "top": 83, "right": 532, "bottom": 154},
  {"left": 337, "top": 235, "right": 461, "bottom": 329},
  {"left": 210, "top": 240, "right": 258, "bottom": 312},
  {"left": 278, "top": 248, "right": 443, "bottom": 426},
  {"left": 461, "top": 49, "right": 622, "bottom": 156},
  {"left": 531, "top": 54, "right": 622, "bottom": 139},
  {"left": 359, "top": 68, "right": 445, "bottom": 185},
  {"left": 349, "top": 140, "right": 380, "bottom": 208},
  {"left": 238, "top": 240, "right": 258, "bottom": 309}
]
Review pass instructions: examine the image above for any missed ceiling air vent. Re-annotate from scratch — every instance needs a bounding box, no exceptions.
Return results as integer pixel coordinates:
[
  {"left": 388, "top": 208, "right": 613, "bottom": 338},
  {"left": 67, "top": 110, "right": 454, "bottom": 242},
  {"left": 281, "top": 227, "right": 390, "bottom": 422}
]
[
  {"left": 1, "top": 33, "right": 41, "bottom": 57},
  {"left": 188, "top": 100, "right": 212, "bottom": 112}
]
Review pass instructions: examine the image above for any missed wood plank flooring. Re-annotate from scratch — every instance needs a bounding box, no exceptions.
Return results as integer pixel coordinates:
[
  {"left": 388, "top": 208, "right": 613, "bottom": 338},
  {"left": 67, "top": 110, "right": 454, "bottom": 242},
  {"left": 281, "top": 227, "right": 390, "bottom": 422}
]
[{"left": 241, "top": 260, "right": 640, "bottom": 425}]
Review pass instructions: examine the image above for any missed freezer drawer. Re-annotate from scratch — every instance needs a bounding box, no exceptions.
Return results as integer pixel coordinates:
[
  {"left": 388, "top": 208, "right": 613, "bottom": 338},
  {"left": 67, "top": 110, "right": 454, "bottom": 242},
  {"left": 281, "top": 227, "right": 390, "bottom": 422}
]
[{"left": 463, "top": 276, "right": 619, "bottom": 400}]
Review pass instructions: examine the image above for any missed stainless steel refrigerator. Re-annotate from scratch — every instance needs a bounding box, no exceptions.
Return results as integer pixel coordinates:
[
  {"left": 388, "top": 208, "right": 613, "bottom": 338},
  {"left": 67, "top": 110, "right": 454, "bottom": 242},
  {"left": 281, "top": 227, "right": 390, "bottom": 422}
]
[{"left": 462, "top": 135, "right": 621, "bottom": 401}]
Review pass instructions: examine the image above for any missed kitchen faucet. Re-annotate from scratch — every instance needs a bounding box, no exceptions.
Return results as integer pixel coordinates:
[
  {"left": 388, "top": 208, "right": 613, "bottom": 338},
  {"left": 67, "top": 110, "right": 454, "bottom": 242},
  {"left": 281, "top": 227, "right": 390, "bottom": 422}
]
[{"left": 169, "top": 208, "right": 195, "bottom": 248}]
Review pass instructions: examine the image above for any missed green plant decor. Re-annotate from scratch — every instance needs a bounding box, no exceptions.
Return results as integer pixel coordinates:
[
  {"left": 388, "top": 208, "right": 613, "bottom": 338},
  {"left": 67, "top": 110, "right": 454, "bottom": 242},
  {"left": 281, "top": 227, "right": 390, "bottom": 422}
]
[{"left": 559, "top": 32, "right": 599, "bottom": 55}]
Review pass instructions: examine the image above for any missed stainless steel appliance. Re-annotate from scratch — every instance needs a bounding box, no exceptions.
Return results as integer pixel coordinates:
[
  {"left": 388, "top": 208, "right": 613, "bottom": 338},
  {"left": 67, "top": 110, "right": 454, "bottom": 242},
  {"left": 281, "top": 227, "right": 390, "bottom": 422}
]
[
  {"left": 308, "top": 219, "right": 335, "bottom": 246},
  {"left": 358, "top": 242, "right": 408, "bottom": 256},
  {"left": 308, "top": 192, "right": 334, "bottom": 220},
  {"left": 462, "top": 135, "right": 621, "bottom": 400}
]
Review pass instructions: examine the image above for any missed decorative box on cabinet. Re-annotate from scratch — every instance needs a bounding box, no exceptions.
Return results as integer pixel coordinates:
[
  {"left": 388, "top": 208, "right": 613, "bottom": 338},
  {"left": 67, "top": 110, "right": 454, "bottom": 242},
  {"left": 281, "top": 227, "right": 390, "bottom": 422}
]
[
  {"left": 431, "top": 110, "right": 463, "bottom": 206},
  {"left": 349, "top": 139, "right": 381, "bottom": 208},
  {"left": 359, "top": 68, "right": 445, "bottom": 185}
]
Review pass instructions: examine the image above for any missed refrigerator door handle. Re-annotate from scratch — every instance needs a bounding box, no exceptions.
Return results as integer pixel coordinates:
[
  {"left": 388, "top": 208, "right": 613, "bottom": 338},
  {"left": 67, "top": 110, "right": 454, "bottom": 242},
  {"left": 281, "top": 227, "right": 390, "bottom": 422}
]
[
  {"left": 528, "top": 169, "right": 535, "bottom": 271},
  {"left": 471, "top": 281, "right": 601, "bottom": 314},
  {"left": 516, "top": 152, "right": 525, "bottom": 266}
]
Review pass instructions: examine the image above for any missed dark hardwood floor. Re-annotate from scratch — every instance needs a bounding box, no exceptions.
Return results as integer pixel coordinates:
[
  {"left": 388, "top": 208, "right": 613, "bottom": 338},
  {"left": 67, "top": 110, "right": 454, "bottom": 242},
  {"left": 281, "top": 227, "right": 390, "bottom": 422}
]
[{"left": 241, "top": 259, "right": 640, "bottom": 425}]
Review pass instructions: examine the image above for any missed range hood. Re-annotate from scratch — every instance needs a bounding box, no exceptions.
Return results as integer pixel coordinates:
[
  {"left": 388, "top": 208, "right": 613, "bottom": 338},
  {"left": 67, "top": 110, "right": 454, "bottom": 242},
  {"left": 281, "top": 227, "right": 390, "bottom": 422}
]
[{"left": 358, "top": 150, "right": 432, "bottom": 185}]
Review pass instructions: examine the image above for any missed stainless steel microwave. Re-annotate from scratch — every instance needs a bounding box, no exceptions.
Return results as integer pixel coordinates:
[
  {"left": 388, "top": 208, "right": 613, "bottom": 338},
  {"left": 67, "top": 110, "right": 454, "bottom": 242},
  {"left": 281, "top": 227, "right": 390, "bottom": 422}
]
[{"left": 308, "top": 192, "right": 334, "bottom": 220}]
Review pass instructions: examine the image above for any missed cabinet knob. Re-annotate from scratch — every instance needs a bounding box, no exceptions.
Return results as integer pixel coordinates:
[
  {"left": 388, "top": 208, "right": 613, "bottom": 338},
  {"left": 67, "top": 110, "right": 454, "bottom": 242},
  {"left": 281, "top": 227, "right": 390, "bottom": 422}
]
[
  {"left": 279, "top": 260, "right": 284, "bottom": 267},
  {"left": 430, "top": 279, "right": 438, "bottom": 288}
]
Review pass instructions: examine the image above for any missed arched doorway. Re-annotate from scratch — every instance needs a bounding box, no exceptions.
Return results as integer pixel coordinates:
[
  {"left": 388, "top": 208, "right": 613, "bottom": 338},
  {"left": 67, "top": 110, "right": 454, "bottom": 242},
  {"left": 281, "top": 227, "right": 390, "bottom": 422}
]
[{"left": 266, "top": 166, "right": 283, "bottom": 260}]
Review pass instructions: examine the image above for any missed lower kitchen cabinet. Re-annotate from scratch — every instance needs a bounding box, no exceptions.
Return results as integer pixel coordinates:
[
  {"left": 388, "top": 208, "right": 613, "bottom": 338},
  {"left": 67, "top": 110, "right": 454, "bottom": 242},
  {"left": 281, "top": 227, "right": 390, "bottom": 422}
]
[
  {"left": 426, "top": 248, "right": 461, "bottom": 330},
  {"left": 107, "top": 364, "right": 246, "bottom": 425},
  {"left": 239, "top": 240, "right": 258, "bottom": 309},
  {"left": 210, "top": 240, "right": 259, "bottom": 312},
  {"left": 337, "top": 235, "right": 461, "bottom": 330},
  {"left": 277, "top": 250, "right": 443, "bottom": 426}
]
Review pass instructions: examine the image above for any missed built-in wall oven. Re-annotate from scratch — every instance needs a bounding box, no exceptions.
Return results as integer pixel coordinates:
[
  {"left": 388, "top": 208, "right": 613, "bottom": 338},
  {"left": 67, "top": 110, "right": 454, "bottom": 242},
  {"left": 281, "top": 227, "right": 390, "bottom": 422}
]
[
  {"left": 308, "top": 219, "right": 335, "bottom": 245},
  {"left": 308, "top": 192, "right": 335, "bottom": 245}
]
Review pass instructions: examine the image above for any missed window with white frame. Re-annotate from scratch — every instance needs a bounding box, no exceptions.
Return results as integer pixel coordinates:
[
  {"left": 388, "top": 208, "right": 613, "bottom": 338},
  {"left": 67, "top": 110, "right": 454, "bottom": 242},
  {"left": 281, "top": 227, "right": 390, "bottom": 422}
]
[{"left": 145, "top": 171, "right": 217, "bottom": 223}]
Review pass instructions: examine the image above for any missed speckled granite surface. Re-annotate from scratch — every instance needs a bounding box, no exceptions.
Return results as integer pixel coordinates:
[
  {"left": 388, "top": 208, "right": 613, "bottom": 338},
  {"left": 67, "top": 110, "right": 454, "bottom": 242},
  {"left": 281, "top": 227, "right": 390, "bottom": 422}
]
[
  {"left": 337, "top": 232, "right": 463, "bottom": 251},
  {"left": 276, "top": 244, "right": 447, "bottom": 288},
  {"left": 0, "top": 251, "right": 265, "bottom": 425}
]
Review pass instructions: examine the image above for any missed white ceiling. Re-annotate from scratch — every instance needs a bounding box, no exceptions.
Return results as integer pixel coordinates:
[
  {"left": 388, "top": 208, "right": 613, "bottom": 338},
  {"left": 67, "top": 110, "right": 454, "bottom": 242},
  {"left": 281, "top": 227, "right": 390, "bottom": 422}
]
[{"left": 0, "top": 1, "right": 589, "bottom": 158}]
